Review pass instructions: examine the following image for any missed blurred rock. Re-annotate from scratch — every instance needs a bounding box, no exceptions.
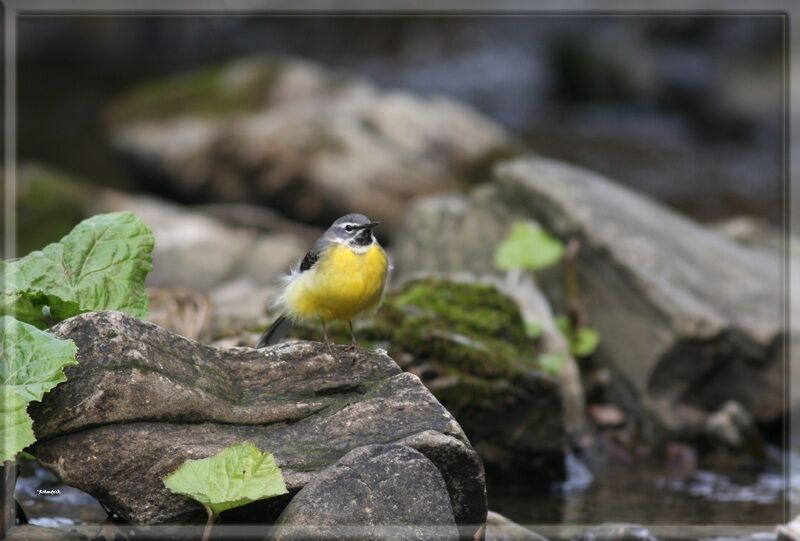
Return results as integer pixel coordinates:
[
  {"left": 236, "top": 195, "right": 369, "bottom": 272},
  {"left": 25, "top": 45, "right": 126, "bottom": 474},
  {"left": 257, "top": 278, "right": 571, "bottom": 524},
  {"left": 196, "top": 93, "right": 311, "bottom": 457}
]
[
  {"left": 393, "top": 155, "right": 793, "bottom": 448},
  {"left": 32, "top": 312, "right": 486, "bottom": 528},
  {"left": 393, "top": 192, "right": 512, "bottom": 278},
  {"left": 572, "top": 523, "right": 657, "bottom": 541},
  {"left": 205, "top": 278, "right": 276, "bottom": 340},
  {"left": 96, "top": 190, "right": 306, "bottom": 340},
  {"left": 193, "top": 203, "right": 322, "bottom": 243},
  {"left": 485, "top": 511, "right": 548, "bottom": 541},
  {"left": 778, "top": 515, "right": 800, "bottom": 541},
  {"left": 292, "top": 278, "right": 567, "bottom": 485},
  {"left": 273, "top": 444, "right": 459, "bottom": 541},
  {"left": 492, "top": 157, "right": 794, "bottom": 443},
  {"left": 147, "top": 288, "right": 210, "bottom": 340},
  {"left": 106, "top": 56, "right": 513, "bottom": 234},
  {"left": 702, "top": 400, "right": 759, "bottom": 449},
  {"left": 15, "top": 164, "right": 306, "bottom": 297},
  {"left": 711, "top": 215, "right": 786, "bottom": 253},
  {"left": 98, "top": 191, "right": 252, "bottom": 292}
]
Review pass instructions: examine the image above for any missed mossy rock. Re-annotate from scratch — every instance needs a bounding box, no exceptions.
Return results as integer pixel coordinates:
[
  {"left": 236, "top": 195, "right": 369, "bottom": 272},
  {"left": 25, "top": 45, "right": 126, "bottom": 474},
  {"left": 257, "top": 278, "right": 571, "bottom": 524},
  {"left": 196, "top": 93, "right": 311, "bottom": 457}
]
[
  {"left": 291, "top": 278, "right": 542, "bottom": 380},
  {"left": 15, "top": 165, "right": 94, "bottom": 256},
  {"left": 287, "top": 279, "right": 565, "bottom": 481},
  {"left": 105, "top": 58, "right": 284, "bottom": 125}
]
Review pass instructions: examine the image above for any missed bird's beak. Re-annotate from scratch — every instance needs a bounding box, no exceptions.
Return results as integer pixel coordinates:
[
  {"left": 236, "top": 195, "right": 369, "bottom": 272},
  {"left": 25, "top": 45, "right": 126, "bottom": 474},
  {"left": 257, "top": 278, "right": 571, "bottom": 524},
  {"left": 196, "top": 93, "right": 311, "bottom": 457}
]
[{"left": 356, "top": 221, "right": 379, "bottom": 230}]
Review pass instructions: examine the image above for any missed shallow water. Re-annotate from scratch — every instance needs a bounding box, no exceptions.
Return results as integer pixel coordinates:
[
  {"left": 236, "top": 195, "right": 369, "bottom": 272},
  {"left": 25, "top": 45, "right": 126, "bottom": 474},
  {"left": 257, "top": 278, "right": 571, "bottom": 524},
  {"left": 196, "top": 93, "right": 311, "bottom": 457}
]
[{"left": 489, "top": 453, "right": 789, "bottom": 527}]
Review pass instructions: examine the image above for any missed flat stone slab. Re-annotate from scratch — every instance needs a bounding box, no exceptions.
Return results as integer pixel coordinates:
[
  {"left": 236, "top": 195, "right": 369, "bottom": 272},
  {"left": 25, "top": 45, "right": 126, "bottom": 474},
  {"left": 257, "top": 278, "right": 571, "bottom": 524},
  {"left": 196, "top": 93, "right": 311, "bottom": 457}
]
[{"left": 31, "top": 312, "right": 486, "bottom": 527}]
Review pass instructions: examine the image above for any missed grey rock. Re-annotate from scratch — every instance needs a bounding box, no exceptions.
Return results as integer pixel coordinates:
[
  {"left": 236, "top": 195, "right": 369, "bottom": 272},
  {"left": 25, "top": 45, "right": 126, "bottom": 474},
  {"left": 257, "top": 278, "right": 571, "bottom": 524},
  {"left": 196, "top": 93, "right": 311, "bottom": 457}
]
[
  {"left": 394, "top": 155, "right": 794, "bottom": 444},
  {"left": 30, "top": 312, "right": 486, "bottom": 527},
  {"left": 572, "top": 523, "right": 657, "bottom": 541},
  {"left": 107, "top": 56, "right": 511, "bottom": 234},
  {"left": 492, "top": 157, "right": 795, "bottom": 439},
  {"left": 485, "top": 511, "right": 548, "bottom": 541},
  {"left": 392, "top": 191, "right": 512, "bottom": 279},
  {"left": 397, "top": 430, "right": 487, "bottom": 540},
  {"left": 97, "top": 191, "right": 305, "bottom": 294},
  {"left": 273, "top": 444, "right": 459, "bottom": 541}
]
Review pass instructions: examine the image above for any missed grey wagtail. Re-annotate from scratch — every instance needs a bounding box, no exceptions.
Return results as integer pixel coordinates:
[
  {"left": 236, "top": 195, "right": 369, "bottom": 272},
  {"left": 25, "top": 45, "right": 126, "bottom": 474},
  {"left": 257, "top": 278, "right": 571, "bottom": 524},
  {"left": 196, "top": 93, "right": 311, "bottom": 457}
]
[{"left": 255, "top": 213, "right": 388, "bottom": 351}]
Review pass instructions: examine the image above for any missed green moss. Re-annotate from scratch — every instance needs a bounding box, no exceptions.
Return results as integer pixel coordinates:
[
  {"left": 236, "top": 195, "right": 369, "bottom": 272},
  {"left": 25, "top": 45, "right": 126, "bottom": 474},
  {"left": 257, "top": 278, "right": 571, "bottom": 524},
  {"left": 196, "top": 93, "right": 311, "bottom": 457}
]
[
  {"left": 384, "top": 280, "right": 538, "bottom": 377},
  {"left": 105, "top": 59, "right": 282, "bottom": 124},
  {"left": 287, "top": 279, "right": 535, "bottom": 367},
  {"left": 281, "top": 279, "right": 543, "bottom": 405},
  {"left": 15, "top": 166, "right": 93, "bottom": 256}
]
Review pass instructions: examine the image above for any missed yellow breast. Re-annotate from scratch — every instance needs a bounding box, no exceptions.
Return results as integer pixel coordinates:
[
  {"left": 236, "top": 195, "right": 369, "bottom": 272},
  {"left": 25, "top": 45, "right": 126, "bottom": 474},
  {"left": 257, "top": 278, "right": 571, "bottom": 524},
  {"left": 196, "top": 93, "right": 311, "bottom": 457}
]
[{"left": 284, "top": 243, "right": 388, "bottom": 322}]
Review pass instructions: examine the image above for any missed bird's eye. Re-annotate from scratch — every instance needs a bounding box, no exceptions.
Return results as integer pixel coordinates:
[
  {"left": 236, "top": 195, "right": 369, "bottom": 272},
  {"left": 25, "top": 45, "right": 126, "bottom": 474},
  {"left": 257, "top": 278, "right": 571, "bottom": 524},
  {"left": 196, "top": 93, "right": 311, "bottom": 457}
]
[{"left": 344, "top": 225, "right": 353, "bottom": 232}]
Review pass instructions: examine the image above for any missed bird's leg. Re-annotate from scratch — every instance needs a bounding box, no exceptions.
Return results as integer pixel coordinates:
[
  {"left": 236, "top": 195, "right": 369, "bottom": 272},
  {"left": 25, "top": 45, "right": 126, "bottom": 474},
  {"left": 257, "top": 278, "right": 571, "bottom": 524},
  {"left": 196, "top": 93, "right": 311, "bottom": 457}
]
[
  {"left": 320, "top": 318, "right": 335, "bottom": 357},
  {"left": 346, "top": 320, "right": 358, "bottom": 352}
]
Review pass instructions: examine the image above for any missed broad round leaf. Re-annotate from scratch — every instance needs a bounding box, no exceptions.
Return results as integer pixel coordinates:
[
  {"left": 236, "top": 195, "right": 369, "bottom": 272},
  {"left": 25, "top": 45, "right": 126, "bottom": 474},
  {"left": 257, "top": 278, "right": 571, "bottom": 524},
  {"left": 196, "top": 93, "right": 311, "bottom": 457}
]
[
  {"left": 163, "top": 442, "right": 288, "bottom": 516},
  {"left": 494, "top": 221, "right": 565, "bottom": 272},
  {"left": 2, "top": 212, "right": 155, "bottom": 328}
]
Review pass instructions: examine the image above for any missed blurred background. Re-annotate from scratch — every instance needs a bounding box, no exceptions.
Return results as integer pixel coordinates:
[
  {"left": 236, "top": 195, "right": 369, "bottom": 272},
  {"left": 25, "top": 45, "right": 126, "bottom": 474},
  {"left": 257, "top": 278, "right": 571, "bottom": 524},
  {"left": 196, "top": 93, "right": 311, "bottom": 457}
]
[{"left": 12, "top": 14, "right": 792, "bottom": 537}]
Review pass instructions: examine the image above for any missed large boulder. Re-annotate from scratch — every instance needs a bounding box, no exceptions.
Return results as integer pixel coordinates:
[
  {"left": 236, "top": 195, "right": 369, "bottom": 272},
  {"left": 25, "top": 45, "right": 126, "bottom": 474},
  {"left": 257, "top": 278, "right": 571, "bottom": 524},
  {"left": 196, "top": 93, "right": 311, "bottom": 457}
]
[
  {"left": 105, "top": 56, "right": 513, "bottom": 234},
  {"left": 393, "top": 155, "right": 793, "bottom": 444},
  {"left": 273, "top": 444, "right": 458, "bottom": 541},
  {"left": 30, "top": 312, "right": 487, "bottom": 532},
  {"left": 492, "top": 157, "right": 794, "bottom": 439}
]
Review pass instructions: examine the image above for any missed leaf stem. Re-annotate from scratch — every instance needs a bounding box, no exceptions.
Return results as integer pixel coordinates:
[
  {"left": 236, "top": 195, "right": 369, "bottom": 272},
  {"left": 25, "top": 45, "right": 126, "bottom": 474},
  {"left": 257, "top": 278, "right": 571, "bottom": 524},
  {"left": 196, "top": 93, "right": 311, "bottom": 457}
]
[{"left": 201, "top": 504, "right": 216, "bottom": 541}]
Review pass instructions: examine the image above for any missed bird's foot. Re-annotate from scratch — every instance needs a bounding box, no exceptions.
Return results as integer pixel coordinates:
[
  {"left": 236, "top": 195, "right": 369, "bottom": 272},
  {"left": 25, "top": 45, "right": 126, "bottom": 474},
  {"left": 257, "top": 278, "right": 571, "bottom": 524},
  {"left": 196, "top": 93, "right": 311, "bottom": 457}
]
[{"left": 323, "top": 338, "right": 337, "bottom": 359}]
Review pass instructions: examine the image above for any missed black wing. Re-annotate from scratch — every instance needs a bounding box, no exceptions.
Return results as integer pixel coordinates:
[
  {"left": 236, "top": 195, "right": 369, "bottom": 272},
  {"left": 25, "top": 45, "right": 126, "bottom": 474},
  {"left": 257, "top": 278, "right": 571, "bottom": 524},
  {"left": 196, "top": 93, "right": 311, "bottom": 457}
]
[
  {"left": 256, "top": 315, "right": 293, "bottom": 348},
  {"left": 299, "top": 249, "right": 320, "bottom": 272}
]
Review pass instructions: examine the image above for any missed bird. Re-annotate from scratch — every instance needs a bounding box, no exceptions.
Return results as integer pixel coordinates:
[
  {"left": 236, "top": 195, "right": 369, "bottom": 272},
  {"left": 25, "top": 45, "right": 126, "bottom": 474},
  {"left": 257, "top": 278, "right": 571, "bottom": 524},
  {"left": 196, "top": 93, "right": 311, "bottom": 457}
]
[{"left": 255, "top": 213, "right": 388, "bottom": 352}]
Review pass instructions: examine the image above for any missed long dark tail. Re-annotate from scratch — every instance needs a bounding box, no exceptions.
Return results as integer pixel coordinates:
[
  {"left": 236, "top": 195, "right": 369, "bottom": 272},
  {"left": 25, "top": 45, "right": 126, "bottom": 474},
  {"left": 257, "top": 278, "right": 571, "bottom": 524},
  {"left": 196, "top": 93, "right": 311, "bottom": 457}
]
[{"left": 256, "top": 315, "right": 293, "bottom": 349}]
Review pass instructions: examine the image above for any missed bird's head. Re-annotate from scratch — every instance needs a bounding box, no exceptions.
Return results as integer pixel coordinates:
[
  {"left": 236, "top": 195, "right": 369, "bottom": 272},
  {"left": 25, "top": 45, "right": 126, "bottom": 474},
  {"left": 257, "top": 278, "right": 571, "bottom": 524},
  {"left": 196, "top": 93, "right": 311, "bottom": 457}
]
[{"left": 327, "top": 213, "right": 380, "bottom": 249}]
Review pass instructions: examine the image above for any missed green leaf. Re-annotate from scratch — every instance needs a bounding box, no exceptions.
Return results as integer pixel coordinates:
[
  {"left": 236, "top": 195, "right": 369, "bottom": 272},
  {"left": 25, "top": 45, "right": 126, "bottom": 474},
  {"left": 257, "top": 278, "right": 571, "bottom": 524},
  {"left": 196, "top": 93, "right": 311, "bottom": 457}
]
[
  {"left": 555, "top": 315, "right": 601, "bottom": 358},
  {"left": 0, "top": 391, "right": 35, "bottom": 462},
  {"left": 2, "top": 212, "right": 155, "bottom": 327},
  {"left": 0, "top": 316, "right": 78, "bottom": 461},
  {"left": 494, "top": 221, "right": 564, "bottom": 272},
  {"left": 163, "top": 442, "right": 288, "bottom": 516},
  {"left": 538, "top": 352, "right": 566, "bottom": 376},
  {"left": 524, "top": 320, "right": 543, "bottom": 340}
]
